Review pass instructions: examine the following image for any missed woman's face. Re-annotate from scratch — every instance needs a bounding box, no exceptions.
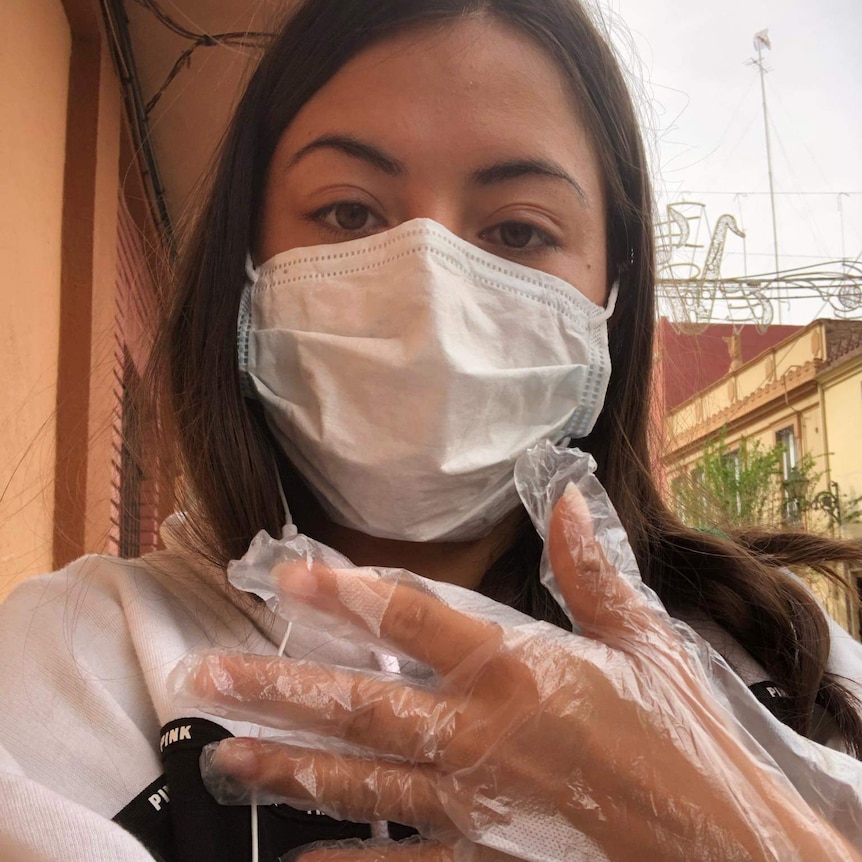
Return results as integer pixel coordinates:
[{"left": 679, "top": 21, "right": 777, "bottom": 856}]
[{"left": 258, "top": 15, "right": 609, "bottom": 305}]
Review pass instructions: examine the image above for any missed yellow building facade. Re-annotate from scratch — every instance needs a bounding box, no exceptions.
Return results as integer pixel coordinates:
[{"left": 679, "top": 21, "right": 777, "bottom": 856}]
[{"left": 663, "top": 319, "right": 862, "bottom": 637}]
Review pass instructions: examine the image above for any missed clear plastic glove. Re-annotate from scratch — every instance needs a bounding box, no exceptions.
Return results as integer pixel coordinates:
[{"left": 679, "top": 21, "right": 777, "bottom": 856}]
[
  {"left": 171, "top": 443, "right": 862, "bottom": 862},
  {"left": 283, "top": 836, "right": 506, "bottom": 861}
]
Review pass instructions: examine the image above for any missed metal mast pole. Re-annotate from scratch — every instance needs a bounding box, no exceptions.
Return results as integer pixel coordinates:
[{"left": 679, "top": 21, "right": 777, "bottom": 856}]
[
  {"left": 753, "top": 30, "right": 782, "bottom": 321},
  {"left": 838, "top": 192, "right": 849, "bottom": 268}
]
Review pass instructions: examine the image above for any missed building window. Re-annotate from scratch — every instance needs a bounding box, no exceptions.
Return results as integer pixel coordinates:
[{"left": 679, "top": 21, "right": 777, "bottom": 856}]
[
  {"left": 854, "top": 565, "right": 862, "bottom": 641},
  {"left": 776, "top": 426, "right": 800, "bottom": 523},
  {"left": 671, "top": 475, "right": 686, "bottom": 520},
  {"left": 689, "top": 466, "right": 708, "bottom": 526},
  {"left": 721, "top": 449, "right": 741, "bottom": 516},
  {"left": 776, "top": 427, "right": 798, "bottom": 479}
]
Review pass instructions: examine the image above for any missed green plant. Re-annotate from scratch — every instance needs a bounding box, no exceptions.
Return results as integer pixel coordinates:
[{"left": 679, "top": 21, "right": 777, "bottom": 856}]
[{"left": 670, "top": 430, "right": 862, "bottom": 532}]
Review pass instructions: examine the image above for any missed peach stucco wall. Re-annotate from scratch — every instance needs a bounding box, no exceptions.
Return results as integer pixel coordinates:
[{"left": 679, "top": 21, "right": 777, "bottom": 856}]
[{"left": 0, "top": 1, "right": 71, "bottom": 595}]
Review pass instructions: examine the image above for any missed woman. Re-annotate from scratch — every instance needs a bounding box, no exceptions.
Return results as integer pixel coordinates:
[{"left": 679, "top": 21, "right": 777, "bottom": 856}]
[{"left": 1, "top": 0, "right": 861, "bottom": 860}]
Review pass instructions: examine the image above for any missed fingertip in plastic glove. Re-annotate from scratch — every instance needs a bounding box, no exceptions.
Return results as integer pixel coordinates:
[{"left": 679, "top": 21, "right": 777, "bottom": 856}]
[
  {"left": 170, "top": 441, "right": 862, "bottom": 862},
  {"left": 280, "top": 835, "right": 519, "bottom": 861}
]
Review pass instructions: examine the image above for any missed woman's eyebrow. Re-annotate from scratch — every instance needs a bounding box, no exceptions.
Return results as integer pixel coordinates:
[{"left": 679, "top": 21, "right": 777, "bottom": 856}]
[
  {"left": 285, "top": 137, "right": 587, "bottom": 205},
  {"left": 471, "top": 159, "right": 588, "bottom": 205},
  {"left": 285, "top": 134, "right": 406, "bottom": 175}
]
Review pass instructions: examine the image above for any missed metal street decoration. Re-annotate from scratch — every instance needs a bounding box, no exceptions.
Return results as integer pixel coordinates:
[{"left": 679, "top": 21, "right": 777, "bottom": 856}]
[
  {"left": 655, "top": 202, "right": 862, "bottom": 332},
  {"left": 809, "top": 482, "right": 844, "bottom": 528},
  {"left": 783, "top": 477, "right": 862, "bottom": 529}
]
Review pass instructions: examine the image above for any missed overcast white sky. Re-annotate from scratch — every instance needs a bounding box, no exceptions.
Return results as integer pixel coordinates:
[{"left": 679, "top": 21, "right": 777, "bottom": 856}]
[{"left": 604, "top": 0, "right": 862, "bottom": 323}]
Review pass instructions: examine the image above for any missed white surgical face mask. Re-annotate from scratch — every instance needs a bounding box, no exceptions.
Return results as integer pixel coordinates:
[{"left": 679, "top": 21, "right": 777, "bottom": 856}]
[{"left": 238, "top": 218, "right": 616, "bottom": 542}]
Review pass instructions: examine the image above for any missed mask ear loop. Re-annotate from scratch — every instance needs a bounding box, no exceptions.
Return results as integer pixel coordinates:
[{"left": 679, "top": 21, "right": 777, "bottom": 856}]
[
  {"left": 276, "top": 470, "right": 293, "bottom": 535},
  {"left": 603, "top": 277, "right": 620, "bottom": 320},
  {"left": 245, "top": 253, "right": 260, "bottom": 284}
]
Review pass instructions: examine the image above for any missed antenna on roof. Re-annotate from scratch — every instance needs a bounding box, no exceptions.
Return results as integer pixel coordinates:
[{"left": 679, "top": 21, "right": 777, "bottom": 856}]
[{"left": 747, "top": 29, "right": 783, "bottom": 321}]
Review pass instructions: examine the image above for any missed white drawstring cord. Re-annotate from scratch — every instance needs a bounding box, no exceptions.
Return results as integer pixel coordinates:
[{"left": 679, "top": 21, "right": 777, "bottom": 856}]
[{"left": 250, "top": 620, "right": 293, "bottom": 862}]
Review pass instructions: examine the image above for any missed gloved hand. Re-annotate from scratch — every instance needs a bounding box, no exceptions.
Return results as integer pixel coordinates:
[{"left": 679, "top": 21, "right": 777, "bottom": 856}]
[
  {"left": 284, "top": 836, "right": 506, "bottom": 861},
  {"left": 171, "top": 445, "right": 861, "bottom": 862}
]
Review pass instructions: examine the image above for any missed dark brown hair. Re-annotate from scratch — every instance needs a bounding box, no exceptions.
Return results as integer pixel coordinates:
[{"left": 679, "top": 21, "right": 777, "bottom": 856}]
[{"left": 148, "top": 0, "right": 862, "bottom": 754}]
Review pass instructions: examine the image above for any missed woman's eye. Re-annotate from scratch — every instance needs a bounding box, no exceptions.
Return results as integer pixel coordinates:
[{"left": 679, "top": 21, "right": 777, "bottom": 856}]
[
  {"left": 482, "top": 221, "right": 559, "bottom": 252},
  {"left": 314, "top": 202, "right": 383, "bottom": 234}
]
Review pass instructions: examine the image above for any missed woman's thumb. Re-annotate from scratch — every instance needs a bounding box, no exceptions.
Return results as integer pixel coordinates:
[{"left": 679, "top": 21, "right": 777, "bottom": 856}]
[{"left": 548, "top": 482, "right": 649, "bottom": 636}]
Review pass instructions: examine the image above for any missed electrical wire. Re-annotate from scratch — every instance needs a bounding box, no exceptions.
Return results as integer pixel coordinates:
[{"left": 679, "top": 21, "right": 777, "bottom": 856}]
[
  {"left": 99, "top": 0, "right": 174, "bottom": 248},
  {"left": 675, "top": 191, "right": 862, "bottom": 197},
  {"left": 129, "top": 0, "right": 270, "bottom": 114}
]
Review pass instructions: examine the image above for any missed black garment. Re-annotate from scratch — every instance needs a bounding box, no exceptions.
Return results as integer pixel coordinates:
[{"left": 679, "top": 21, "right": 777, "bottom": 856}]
[{"left": 114, "top": 718, "right": 416, "bottom": 862}]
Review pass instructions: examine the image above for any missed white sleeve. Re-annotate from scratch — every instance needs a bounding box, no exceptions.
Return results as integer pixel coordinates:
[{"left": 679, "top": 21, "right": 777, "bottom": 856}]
[
  {"left": 825, "top": 611, "right": 862, "bottom": 701},
  {"left": 0, "top": 746, "right": 157, "bottom": 862}
]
